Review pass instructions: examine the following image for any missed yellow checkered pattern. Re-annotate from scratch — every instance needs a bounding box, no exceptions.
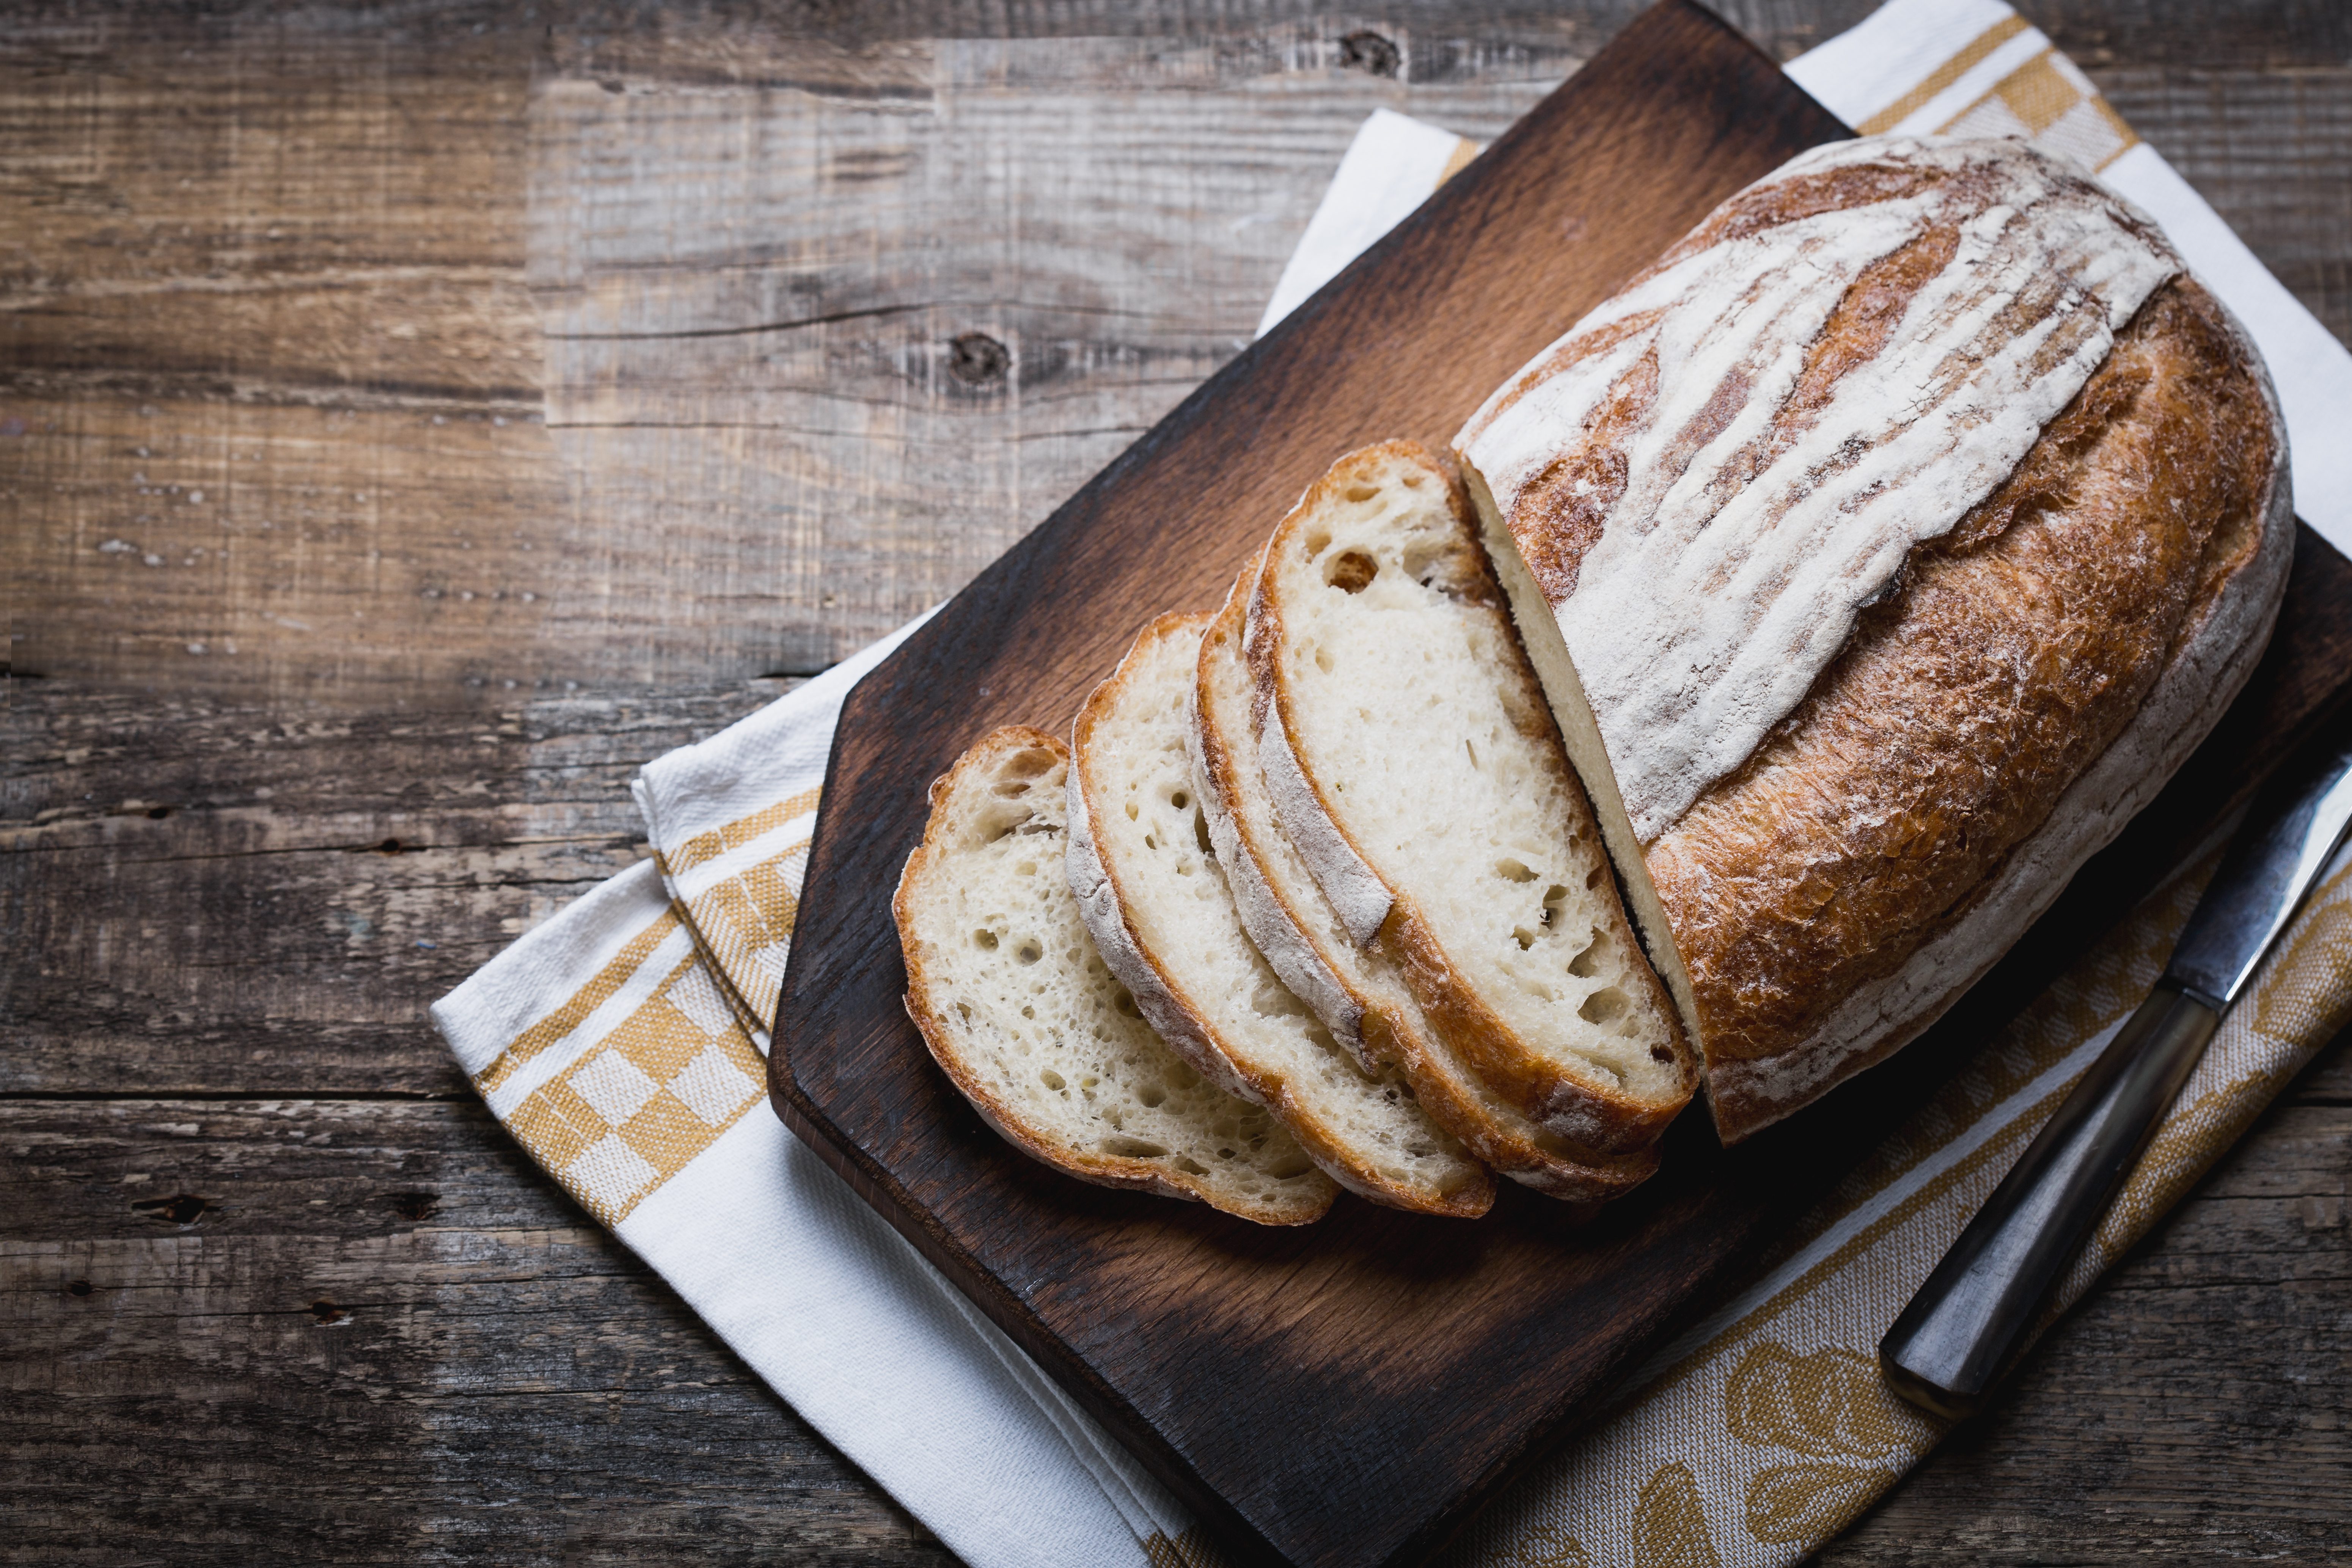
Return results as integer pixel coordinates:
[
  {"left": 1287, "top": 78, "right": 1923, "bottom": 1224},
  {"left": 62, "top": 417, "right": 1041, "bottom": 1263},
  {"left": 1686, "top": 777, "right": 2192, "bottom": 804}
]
[
  {"left": 663, "top": 785, "right": 820, "bottom": 1029},
  {"left": 1858, "top": 15, "right": 2140, "bottom": 173},
  {"left": 470, "top": 789, "right": 823, "bottom": 1226},
  {"left": 500, "top": 952, "right": 772, "bottom": 1226}
]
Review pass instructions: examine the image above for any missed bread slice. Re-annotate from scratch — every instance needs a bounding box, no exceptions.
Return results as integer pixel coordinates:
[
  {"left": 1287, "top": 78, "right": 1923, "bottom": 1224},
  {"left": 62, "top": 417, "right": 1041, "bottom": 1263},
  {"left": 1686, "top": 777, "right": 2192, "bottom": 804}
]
[
  {"left": 1068, "top": 613, "right": 1494, "bottom": 1218},
  {"left": 894, "top": 726, "right": 1337, "bottom": 1226},
  {"left": 1250, "top": 440, "right": 1695, "bottom": 1160},
  {"left": 1194, "top": 548, "right": 1657, "bottom": 1202}
]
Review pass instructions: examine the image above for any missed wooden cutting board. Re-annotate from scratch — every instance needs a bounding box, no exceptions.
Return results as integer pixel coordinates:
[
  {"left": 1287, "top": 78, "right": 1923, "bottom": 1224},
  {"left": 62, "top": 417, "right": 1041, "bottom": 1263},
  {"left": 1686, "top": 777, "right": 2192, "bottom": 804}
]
[{"left": 768, "top": 5, "right": 2352, "bottom": 1563}]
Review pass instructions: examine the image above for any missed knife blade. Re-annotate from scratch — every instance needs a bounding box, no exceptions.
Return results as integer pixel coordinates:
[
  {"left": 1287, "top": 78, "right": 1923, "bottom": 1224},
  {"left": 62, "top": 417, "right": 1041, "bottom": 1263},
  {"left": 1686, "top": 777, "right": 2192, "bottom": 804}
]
[{"left": 1879, "top": 727, "right": 2352, "bottom": 1420}]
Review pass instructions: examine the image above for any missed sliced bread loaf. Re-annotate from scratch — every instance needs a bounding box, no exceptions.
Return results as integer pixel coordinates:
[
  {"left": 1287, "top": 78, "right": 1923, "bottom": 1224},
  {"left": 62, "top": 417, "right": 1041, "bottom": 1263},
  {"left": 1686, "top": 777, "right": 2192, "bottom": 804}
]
[
  {"left": 1193, "top": 550, "right": 1656, "bottom": 1201},
  {"left": 894, "top": 725, "right": 1336, "bottom": 1225},
  {"left": 1249, "top": 441, "right": 1695, "bottom": 1159},
  {"left": 1069, "top": 614, "right": 1494, "bottom": 1218}
]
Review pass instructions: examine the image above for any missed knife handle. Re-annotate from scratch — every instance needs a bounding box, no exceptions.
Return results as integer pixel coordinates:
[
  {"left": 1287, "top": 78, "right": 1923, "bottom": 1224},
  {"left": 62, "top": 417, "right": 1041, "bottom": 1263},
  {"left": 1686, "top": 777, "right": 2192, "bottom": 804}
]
[{"left": 1879, "top": 984, "right": 2219, "bottom": 1419}]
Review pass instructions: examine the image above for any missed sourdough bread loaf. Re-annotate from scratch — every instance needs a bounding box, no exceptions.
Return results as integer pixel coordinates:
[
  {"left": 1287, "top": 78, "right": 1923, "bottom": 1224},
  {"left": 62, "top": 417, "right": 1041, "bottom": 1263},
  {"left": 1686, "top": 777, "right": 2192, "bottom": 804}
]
[
  {"left": 894, "top": 726, "right": 1337, "bottom": 1224},
  {"left": 1067, "top": 613, "right": 1495, "bottom": 1217},
  {"left": 1249, "top": 440, "right": 1696, "bottom": 1162},
  {"left": 1454, "top": 135, "right": 2294, "bottom": 1141},
  {"left": 1193, "top": 549, "right": 1659, "bottom": 1201}
]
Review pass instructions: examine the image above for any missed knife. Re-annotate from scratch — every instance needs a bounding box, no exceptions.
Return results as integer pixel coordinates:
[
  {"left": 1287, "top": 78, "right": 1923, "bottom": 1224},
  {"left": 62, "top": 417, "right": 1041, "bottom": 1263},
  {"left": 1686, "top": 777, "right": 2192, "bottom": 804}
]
[{"left": 1879, "top": 729, "right": 2352, "bottom": 1420}]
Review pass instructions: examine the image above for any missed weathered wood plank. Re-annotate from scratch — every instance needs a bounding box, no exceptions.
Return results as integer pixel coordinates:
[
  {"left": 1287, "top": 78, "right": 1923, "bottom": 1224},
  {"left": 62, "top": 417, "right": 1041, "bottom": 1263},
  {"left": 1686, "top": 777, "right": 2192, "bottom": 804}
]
[
  {"left": 1, "top": 681, "right": 790, "bottom": 1095},
  {"left": 0, "top": 1097, "right": 952, "bottom": 1566},
  {"left": 537, "top": 0, "right": 2345, "bottom": 69},
  {"left": 0, "top": 1083, "right": 2341, "bottom": 1563},
  {"left": 8, "top": 3, "right": 2347, "bottom": 695},
  {"left": 525, "top": 47, "right": 1564, "bottom": 676},
  {"left": 0, "top": 9, "right": 574, "bottom": 697},
  {"left": 5, "top": 0, "right": 2349, "bottom": 1560}
]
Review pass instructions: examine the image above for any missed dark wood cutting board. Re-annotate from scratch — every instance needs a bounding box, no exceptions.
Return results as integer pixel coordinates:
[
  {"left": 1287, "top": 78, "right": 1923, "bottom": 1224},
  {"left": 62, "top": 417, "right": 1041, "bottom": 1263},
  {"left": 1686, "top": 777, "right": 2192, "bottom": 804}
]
[{"left": 769, "top": 5, "right": 2352, "bottom": 1564}]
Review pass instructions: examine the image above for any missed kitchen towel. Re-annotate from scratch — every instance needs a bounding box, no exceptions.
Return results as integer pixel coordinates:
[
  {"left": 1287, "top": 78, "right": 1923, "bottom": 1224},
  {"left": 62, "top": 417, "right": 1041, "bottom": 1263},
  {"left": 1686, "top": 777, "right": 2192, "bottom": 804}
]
[{"left": 432, "top": 4, "right": 2352, "bottom": 1563}]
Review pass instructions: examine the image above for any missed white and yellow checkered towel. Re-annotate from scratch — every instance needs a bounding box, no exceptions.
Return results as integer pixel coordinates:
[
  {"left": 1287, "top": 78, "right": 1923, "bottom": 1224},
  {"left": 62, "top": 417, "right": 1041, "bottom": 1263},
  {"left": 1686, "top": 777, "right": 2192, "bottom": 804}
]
[{"left": 432, "top": 3, "right": 2352, "bottom": 1563}]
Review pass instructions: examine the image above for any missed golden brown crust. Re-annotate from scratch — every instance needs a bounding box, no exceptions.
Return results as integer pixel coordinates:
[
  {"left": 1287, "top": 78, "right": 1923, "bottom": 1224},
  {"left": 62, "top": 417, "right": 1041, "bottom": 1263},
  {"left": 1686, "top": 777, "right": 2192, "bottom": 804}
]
[
  {"left": 1649, "top": 276, "right": 2281, "bottom": 1070},
  {"left": 1073, "top": 614, "right": 1496, "bottom": 1218},
  {"left": 1353, "top": 999, "right": 1654, "bottom": 1202},
  {"left": 1460, "top": 139, "right": 2291, "bottom": 1143},
  {"left": 1253, "top": 440, "right": 1693, "bottom": 1165},
  {"left": 1199, "top": 551, "right": 1651, "bottom": 1202},
  {"left": 1376, "top": 895, "right": 1682, "bottom": 1165},
  {"left": 894, "top": 725, "right": 1332, "bottom": 1224}
]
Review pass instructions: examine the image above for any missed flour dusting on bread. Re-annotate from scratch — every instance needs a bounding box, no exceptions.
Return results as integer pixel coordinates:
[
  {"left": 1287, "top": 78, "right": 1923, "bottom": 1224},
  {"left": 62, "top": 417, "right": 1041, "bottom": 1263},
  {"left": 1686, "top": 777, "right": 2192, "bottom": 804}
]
[
  {"left": 1457, "top": 134, "right": 2290, "bottom": 1140},
  {"left": 1458, "top": 136, "right": 2182, "bottom": 844}
]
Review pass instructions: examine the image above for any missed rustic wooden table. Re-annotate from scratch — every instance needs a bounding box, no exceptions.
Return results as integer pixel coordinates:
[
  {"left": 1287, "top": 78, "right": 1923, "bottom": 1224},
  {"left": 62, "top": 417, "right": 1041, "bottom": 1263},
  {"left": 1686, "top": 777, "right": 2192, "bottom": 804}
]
[{"left": 4, "top": 2, "right": 2347, "bottom": 1562}]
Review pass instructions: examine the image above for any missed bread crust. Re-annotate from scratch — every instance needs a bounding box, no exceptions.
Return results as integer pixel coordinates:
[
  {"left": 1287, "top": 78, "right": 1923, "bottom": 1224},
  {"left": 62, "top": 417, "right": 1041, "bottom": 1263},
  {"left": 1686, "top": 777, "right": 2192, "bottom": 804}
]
[
  {"left": 1456, "top": 138, "right": 2189, "bottom": 845},
  {"left": 1066, "top": 640, "right": 1254, "bottom": 1101},
  {"left": 1455, "top": 136, "right": 2294, "bottom": 1141},
  {"left": 1705, "top": 301, "right": 2294, "bottom": 1133},
  {"left": 1254, "top": 677, "right": 1393, "bottom": 949},
  {"left": 895, "top": 726, "right": 1333, "bottom": 1225},
  {"left": 1250, "top": 440, "right": 1694, "bottom": 1164},
  {"left": 1193, "top": 549, "right": 1655, "bottom": 1202},
  {"left": 1191, "top": 547, "right": 1376, "bottom": 1070},
  {"left": 1070, "top": 614, "right": 1494, "bottom": 1218}
]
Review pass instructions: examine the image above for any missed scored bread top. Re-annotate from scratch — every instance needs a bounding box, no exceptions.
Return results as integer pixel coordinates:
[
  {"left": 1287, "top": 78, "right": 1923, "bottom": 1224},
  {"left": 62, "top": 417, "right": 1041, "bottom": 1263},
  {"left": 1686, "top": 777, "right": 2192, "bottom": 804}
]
[
  {"left": 1456, "top": 136, "right": 2188, "bottom": 844},
  {"left": 1195, "top": 548, "right": 1660, "bottom": 1202},
  {"left": 1454, "top": 134, "right": 2292, "bottom": 1139},
  {"left": 1655, "top": 277, "right": 2285, "bottom": 1064},
  {"left": 893, "top": 725, "right": 1337, "bottom": 1225},
  {"left": 1686, "top": 271, "right": 2292, "bottom": 1133},
  {"left": 1069, "top": 612, "right": 1494, "bottom": 1218},
  {"left": 1249, "top": 440, "right": 1693, "bottom": 1160}
]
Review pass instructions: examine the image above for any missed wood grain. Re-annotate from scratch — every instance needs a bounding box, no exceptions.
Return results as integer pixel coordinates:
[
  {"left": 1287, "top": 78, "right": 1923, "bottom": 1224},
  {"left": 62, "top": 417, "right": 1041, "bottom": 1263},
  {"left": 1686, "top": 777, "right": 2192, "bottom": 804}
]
[
  {"left": 8, "top": 0, "right": 2348, "bottom": 694},
  {"left": 526, "top": 42, "right": 1563, "bottom": 677},
  {"left": 0, "top": 680, "right": 792, "bottom": 1097},
  {"left": 5, "top": 0, "right": 2350, "bottom": 1562},
  {"left": 0, "top": 9, "right": 570, "bottom": 696},
  {"left": 0, "top": 1097, "right": 955, "bottom": 1567},
  {"left": 4, "top": 683, "right": 2345, "bottom": 1565}
]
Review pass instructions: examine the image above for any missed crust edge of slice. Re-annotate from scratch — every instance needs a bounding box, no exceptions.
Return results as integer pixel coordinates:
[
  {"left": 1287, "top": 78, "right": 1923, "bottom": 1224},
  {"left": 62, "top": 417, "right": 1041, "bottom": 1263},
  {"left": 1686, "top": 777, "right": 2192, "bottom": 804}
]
[
  {"left": 895, "top": 723, "right": 1335, "bottom": 1227},
  {"left": 1196, "top": 550, "right": 1658, "bottom": 1203},
  {"left": 1248, "top": 440, "right": 1695, "bottom": 1161},
  {"left": 1069, "top": 615, "right": 1494, "bottom": 1219}
]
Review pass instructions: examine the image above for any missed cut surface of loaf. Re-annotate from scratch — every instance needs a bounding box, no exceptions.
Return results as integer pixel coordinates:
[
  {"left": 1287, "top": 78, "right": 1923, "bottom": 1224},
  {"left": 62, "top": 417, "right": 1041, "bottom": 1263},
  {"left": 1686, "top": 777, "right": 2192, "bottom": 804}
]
[
  {"left": 1251, "top": 440, "right": 1694, "bottom": 1160},
  {"left": 1455, "top": 135, "right": 2294, "bottom": 1140},
  {"left": 893, "top": 725, "right": 1336, "bottom": 1225},
  {"left": 1194, "top": 549, "right": 1656, "bottom": 1201},
  {"left": 1070, "top": 613, "right": 1494, "bottom": 1217}
]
